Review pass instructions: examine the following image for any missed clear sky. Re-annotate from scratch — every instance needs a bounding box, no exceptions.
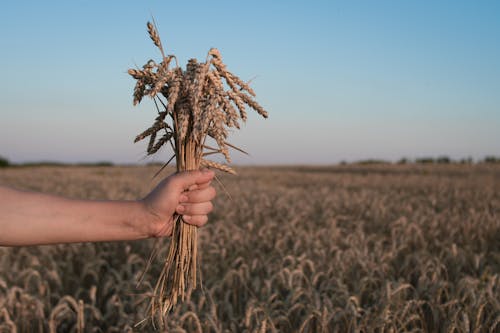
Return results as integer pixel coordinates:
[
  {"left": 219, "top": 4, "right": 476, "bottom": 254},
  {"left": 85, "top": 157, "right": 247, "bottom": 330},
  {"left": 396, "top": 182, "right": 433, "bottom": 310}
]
[{"left": 0, "top": 1, "right": 499, "bottom": 164}]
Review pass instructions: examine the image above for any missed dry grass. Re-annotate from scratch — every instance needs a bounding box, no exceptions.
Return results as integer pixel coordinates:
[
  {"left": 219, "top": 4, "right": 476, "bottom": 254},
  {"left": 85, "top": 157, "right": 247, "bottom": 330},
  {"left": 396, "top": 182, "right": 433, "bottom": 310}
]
[
  {"left": 0, "top": 164, "right": 499, "bottom": 332},
  {"left": 128, "top": 21, "right": 267, "bottom": 323}
]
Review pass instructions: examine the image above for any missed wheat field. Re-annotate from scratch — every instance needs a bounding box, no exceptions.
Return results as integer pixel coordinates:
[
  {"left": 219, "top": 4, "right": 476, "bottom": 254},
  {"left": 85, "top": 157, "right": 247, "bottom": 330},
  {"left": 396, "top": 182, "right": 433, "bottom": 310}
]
[{"left": 0, "top": 164, "right": 499, "bottom": 332}]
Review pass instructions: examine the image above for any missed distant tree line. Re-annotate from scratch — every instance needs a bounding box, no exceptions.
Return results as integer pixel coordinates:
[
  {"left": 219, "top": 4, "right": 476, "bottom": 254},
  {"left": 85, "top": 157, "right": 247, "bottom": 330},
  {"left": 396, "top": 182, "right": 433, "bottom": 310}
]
[
  {"left": 2, "top": 154, "right": 500, "bottom": 168},
  {"left": 0, "top": 156, "right": 114, "bottom": 168},
  {"left": 0, "top": 156, "right": 9, "bottom": 168},
  {"left": 483, "top": 156, "right": 500, "bottom": 163},
  {"left": 343, "top": 156, "right": 500, "bottom": 165},
  {"left": 400, "top": 156, "right": 500, "bottom": 164},
  {"left": 401, "top": 156, "right": 472, "bottom": 164}
]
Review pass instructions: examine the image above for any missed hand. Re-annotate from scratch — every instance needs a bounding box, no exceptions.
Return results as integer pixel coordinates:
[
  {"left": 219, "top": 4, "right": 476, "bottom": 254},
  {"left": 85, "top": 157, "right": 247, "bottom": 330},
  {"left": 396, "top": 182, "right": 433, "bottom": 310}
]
[{"left": 140, "top": 169, "right": 216, "bottom": 237}]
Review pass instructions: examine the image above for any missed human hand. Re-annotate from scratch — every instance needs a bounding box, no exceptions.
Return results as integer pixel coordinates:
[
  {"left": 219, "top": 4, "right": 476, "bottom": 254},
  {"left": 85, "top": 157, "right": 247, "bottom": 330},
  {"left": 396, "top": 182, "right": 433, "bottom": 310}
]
[{"left": 140, "top": 169, "right": 216, "bottom": 237}]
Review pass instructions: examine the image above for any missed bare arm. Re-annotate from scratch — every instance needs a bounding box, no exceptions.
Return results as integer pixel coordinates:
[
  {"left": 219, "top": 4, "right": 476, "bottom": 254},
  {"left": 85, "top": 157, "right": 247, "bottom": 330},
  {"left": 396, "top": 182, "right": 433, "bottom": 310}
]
[{"left": 0, "top": 170, "right": 216, "bottom": 246}]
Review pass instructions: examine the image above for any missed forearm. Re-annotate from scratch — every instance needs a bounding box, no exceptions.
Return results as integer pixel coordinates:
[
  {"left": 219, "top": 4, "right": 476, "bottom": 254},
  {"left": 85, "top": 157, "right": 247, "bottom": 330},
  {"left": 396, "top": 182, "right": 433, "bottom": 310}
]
[{"left": 0, "top": 186, "right": 151, "bottom": 246}]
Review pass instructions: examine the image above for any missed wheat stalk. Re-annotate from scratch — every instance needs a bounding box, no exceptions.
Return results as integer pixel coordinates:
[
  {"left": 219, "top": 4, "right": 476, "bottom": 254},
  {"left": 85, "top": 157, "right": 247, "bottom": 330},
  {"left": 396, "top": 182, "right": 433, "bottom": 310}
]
[{"left": 129, "top": 21, "right": 268, "bottom": 326}]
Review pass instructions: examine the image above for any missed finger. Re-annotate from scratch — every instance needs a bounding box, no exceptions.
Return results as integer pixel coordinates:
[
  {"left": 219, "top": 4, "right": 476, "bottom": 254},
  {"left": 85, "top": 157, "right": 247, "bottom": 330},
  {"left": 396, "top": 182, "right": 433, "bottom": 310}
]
[
  {"left": 176, "top": 201, "right": 213, "bottom": 215},
  {"left": 183, "top": 186, "right": 216, "bottom": 203},
  {"left": 187, "top": 184, "right": 198, "bottom": 192},
  {"left": 171, "top": 169, "right": 215, "bottom": 191},
  {"left": 195, "top": 181, "right": 212, "bottom": 190},
  {"left": 185, "top": 180, "right": 212, "bottom": 192},
  {"left": 181, "top": 181, "right": 212, "bottom": 200},
  {"left": 182, "top": 215, "right": 208, "bottom": 227}
]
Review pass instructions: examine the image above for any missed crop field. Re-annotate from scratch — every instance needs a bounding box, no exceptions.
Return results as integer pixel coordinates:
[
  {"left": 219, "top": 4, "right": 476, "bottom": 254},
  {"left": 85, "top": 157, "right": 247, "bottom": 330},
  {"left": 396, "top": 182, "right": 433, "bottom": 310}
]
[{"left": 0, "top": 164, "right": 499, "bottom": 332}]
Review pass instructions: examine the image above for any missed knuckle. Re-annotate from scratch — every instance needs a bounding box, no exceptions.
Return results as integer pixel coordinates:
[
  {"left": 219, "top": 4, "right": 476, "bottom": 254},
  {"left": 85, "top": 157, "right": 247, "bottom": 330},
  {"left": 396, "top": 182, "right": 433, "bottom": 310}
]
[
  {"left": 188, "top": 215, "right": 199, "bottom": 226},
  {"left": 181, "top": 206, "right": 191, "bottom": 215},
  {"left": 197, "top": 215, "right": 208, "bottom": 226}
]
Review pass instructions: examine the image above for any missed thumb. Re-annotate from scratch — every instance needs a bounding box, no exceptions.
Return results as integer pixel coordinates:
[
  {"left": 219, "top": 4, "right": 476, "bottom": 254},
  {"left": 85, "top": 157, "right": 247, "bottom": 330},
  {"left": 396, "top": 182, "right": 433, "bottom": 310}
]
[{"left": 171, "top": 169, "right": 215, "bottom": 191}]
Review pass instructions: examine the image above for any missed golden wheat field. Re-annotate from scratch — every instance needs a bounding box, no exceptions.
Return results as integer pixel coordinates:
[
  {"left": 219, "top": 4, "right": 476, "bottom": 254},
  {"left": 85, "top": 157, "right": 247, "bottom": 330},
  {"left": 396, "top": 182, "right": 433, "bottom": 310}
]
[{"left": 0, "top": 164, "right": 499, "bottom": 332}]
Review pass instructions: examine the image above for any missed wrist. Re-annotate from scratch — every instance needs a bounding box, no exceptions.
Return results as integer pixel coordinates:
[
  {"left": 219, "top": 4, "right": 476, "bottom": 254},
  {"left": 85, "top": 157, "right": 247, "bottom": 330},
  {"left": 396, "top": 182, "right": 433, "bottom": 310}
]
[
  {"left": 135, "top": 199, "right": 166, "bottom": 238},
  {"left": 124, "top": 200, "right": 155, "bottom": 239}
]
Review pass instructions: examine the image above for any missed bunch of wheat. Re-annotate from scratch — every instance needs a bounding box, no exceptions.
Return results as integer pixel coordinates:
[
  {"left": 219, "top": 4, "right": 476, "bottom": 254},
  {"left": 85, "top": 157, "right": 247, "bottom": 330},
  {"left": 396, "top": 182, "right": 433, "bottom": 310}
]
[{"left": 128, "top": 21, "right": 268, "bottom": 323}]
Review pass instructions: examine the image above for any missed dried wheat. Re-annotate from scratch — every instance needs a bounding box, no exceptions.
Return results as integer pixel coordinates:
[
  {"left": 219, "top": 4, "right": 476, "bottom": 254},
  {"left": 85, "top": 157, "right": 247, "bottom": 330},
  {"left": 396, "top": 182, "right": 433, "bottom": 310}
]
[{"left": 129, "top": 20, "right": 267, "bottom": 325}]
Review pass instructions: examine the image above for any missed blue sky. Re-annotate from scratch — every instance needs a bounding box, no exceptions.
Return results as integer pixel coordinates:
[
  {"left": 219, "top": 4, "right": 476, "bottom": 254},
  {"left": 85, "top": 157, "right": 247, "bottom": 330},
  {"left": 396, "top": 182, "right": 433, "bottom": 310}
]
[{"left": 0, "top": 1, "right": 499, "bottom": 164}]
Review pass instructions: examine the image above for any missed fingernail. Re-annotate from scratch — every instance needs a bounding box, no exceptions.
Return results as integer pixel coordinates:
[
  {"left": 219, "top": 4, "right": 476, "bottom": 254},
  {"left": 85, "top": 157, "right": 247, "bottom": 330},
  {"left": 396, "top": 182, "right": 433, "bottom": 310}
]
[
  {"left": 179, "top": 195, "right": 188, "bottom": 203},
  {"left": 183, "top": 215, "right": 191, "bottom": 222},
  {"left": 177, "top": 205, "right": 185, "bottom": 213}
]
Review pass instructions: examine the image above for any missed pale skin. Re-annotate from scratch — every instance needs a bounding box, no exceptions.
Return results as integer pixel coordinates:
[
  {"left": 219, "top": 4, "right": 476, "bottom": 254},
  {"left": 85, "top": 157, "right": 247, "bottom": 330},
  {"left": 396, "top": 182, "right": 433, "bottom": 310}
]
[{"left": 0, "top": 169, "right": 216, "bottom": 247}]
